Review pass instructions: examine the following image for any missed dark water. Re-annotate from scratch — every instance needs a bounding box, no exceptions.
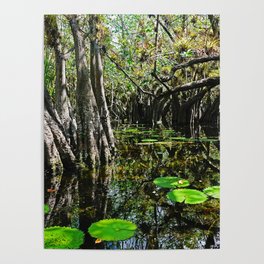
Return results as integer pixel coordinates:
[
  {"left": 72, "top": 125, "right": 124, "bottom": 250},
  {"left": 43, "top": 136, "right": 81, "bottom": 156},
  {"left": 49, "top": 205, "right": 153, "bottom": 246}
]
[{"left": 44, "top": 125, "right": 220, "bottom": 249}]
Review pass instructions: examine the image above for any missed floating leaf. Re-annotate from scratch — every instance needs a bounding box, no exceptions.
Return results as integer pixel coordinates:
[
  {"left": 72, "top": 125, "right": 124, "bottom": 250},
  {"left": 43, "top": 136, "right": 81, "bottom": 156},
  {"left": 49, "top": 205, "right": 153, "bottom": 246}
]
[
  {"left": 154, "top": 141, "right": 173, "bottom": 145},
  {"left": 141, "top": 139, "right": 158, "bottom": 142},
  {"left": 136, "top": 142, "right": 155, "bottom": 146},
  {"left": 203, "top": 186, "right": 220, "bottom": 199},
  {"left": 44, "top": 204, "right": 50, "bottom": 214},
  {"left": 123, "top": 128, "right": 139, "bottom": 133},
  {"left": 88, "top": 219, "right": 137, "bottom": 241},
  {"left": 195, "top": 138, "right": 219, "bottom": 142},
  {"left": 162, "top": 129, "right": 174, "bottom": 133},
  {"left": 153, "top": 177, "right": 190, "bottom": 188},
  {"left": 169, "top": 137, "right": 189, "bottom": 141},
  {"left": 169, "top": 137, "right": 218, "bottom": 142},
  {"left": 95, "top": 238, "right": 102, "bottom": 244},
  {"left": 44, "top": 226, "right": 84, "bottom": 249},
  {"left": 167, "top": 189, "right": 208, "bottom": 204}
]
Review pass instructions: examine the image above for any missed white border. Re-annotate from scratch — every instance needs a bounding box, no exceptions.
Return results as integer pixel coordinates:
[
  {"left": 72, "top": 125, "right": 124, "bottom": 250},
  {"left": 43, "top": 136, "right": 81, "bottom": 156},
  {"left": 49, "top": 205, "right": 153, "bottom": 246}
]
[{"left": 0, "top": 0, "right": 264, "bottom": 263}]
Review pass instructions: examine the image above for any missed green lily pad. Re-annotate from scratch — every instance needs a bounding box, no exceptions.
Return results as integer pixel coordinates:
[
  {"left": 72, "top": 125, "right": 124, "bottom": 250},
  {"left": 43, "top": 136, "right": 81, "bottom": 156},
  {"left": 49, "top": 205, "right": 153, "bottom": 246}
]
[
  {"left": 195, "top": 138, "right": 219, "bottom": 142},
  {"left": 142, "top": 130, "right": 155, "bottom": 133},
  {"left": 153, "top": 177, "right": 190, "bottom": 188},
  {"left": 162, "top": 130, "right": 174, "bottom": 133},
  {"left": 88, "top": 219, "right": 137, "bottom": 241},
  {"left": 141, "top": 139, "right": 158, "bottom": 143},
  {"left": 169, "top": 137, "right": 189, "bottom": 141},
  {"left": 44, "top": 226, "right": 84, "bottom": 249},
  {"left": 44, "top": 204, "right": 50, "bottom": 214},
  {"left": 203, "top": 186, "right": 220, "bottom": 199},
  {"left": 167, "top": 189, "right": 208, "bottom": 204},
  {"left": 123, "top": 128, "right": 139, "bottom": 133},
  {"left": 154, "top": 141, "right": 173, "bottom": 145},
  {"left": 136, "top": 142, "right": 154, "bottom": 145}
]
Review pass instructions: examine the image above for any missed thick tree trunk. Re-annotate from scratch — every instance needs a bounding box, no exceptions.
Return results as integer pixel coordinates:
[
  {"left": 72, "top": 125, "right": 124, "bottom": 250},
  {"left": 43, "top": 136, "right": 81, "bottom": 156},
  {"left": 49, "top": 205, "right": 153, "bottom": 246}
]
[
  {"left": 69, "top": 15, "right": 111, "bottom": 167},
  {"left": 44, "top": 15, "right": 77, "bottom": 149},
  {"left": 54, "top": 55, "right": 77, "bottom": 149},
  {"left": 44, "top": 89, "right": 76, "bottom": 173},
  {"left": 90, "top": 15, "right": 115, "bottom": 153}
]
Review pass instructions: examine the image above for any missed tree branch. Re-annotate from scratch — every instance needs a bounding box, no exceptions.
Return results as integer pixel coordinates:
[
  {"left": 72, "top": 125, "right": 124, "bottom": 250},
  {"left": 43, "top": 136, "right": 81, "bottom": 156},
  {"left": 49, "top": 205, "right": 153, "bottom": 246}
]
[
  {"left": 158, "top": 77, "right": 220, "bottom": 98},
  {"left": 160, "top": 55, "right": 220, "bottom": 82},
  {"left": 158, "top": 20, "right": 174, "bottom": 42},
  {"left": 182, "top": 86, "right": 215, "bottom": 108},
  {"left": 153, "top": 15, "right": 159, "bottom": 74},
  {"left": 105, "top": 51, "right": 156, "bottom": 97},
  {"left": 151, "top": 72, "right": 171, "bottom": 91}
]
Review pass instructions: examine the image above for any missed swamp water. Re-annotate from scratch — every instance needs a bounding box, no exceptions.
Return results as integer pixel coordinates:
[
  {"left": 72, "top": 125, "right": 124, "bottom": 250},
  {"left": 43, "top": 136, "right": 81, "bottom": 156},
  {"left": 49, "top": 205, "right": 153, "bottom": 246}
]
[{"left": 44, "top": 125, "right": 220, "bottom": 249}]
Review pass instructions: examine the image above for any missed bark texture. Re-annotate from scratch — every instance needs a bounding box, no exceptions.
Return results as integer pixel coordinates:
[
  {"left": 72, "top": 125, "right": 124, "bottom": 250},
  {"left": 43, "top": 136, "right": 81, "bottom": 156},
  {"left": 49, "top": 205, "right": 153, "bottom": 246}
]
[
  {"left": 44, "top": 15, "right": 77, "bottom": 149},
  {"left": 44, "top": 89, "right": 76, "bottom": 172},
  {"left": 69, "top": 15, "right": 111, "bottom": 167},
  {"left": 89, "top": 15, "right": 115, "bottom": 153}
]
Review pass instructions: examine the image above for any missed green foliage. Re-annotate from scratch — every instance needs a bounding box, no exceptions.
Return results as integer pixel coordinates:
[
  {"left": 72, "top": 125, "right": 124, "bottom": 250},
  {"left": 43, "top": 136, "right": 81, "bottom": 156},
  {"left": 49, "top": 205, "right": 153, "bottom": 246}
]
[
  {"left": 44, "top": 226, "right": 84, "bottom": 249},
  {"left": 88, "top": 219, "right": 137, "bottom": 241},
  {"left": 153, "top": 176, "right": 190, "bottom": 188},
  {"left": 203, "top": 186, "right": 220, "bottom": 199},
  {"left": 44, "top": 204, "right": 50, "bottom": 214},
  {"left": 141, "top": 139, "right": 158, "bottom": 143},
  {"left": 180, "top": 49, "right": 194, "bottom": 58},
  {"left": 167, "top": 189, "right": 208, "bottom": 204}
]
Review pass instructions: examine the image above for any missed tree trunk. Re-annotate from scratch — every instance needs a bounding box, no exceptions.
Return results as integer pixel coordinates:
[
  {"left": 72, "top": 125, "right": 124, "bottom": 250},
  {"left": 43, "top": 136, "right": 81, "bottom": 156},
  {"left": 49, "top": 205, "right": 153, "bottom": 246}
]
[
  {"left": 44, "top": 15, "right": 77, "bottom": 149},
  {"left": 69, "top": 15, "right": 111, "bottom": 167},
  {"left": 44, "top": 89, "right": 76, "bottom": 173},
  {"left": 208, "top": 15, "right": 220, "bottom": 38},
  {"left": 89, "top": 15, "right": 115, "bottom": 153}
]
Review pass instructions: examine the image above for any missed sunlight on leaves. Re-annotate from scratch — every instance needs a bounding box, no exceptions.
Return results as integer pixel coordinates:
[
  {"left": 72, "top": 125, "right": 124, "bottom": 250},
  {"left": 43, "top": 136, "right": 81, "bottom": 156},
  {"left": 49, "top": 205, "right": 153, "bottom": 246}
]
[
  {"left": 167, "top": 189, "right": 208, "bottom": 204},
  {"left": 88, "top": 219, "right": 137, "bottom": 241}
]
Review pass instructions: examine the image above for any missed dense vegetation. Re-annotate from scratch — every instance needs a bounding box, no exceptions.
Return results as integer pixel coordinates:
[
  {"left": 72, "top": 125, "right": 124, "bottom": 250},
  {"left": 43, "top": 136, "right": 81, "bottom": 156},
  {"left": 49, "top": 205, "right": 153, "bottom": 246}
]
[
  {"left": 44, "top": 14, "right": 219, "bottom": 172},
  {"left": 44, "top": 14, "right": 220, "bottom": 249}
]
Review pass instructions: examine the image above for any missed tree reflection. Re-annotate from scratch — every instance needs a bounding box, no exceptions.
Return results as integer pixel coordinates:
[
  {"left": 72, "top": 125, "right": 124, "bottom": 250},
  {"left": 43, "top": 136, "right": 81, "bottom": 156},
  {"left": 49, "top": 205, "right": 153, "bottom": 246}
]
[{"left": 44, "top": 126, "right": 220, "bottom": 249}]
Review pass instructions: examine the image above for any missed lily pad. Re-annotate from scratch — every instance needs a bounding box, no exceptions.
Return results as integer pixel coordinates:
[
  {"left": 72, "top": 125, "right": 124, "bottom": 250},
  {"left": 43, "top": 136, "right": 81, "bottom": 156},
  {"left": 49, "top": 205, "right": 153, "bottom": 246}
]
[
  {"left": 154, "top": 141, "right": 173, "bottom": 145},
  {"left": 169, "top": 137, "right": 189, "bottom": 141},
  {"left": 162, "top": 130, "right": 174, "bottom": 133},
  {"left": 44, "top": 226, "right": 84, "bottom": 249},
  {"left": 88, "top": 219, "right": 137, "bottom": 241},
  {"left": 136, "top": 142, "right": 155, "bottom": 146},
  {"left": 203, "top": 186, "right": 220, "bottom": 199},
  {"left": 195, "top": 138, "right": 219, "bottom": 142},
  {"left": 123, "top": 128, "right": 139, "bottom": 133},
  {"left": 141, "top": 139, "right": 158, "bottom": 143},
  {"left": 153, "top": 177, "right": 190, "bottom": 188},
  {"left": 44, "top": 204, "right": 50, "bottom": 214},
  {"left": 167, "top": 189, "right": 208, "bottom": 204}
]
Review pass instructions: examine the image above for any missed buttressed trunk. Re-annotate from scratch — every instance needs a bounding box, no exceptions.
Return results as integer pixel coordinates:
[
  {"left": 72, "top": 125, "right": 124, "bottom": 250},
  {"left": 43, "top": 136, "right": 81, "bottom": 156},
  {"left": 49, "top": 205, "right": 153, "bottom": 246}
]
[
  {"left": 44, "top": 89, "right": 76, "bottom": 173},
  {"left": 89, "top": 15, "right": 115, "bottom": 153},
  {"left": 69, "top": 15, "right": 111, "bottom": 168},
  {"left": 44, "top": 15, "right": 77, "bottom": 149}
]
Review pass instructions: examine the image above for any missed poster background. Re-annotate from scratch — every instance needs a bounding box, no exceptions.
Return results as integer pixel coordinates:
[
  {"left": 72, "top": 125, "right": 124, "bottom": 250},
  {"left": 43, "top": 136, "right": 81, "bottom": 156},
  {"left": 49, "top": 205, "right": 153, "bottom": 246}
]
[{"left": 0, "top": 0, "right": 263, "bottom": 263}]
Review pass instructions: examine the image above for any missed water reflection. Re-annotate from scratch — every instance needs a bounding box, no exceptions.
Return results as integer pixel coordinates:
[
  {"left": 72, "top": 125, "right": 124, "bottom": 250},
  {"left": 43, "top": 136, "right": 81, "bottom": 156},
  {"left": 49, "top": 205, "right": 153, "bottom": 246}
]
[{"left": 44, "top": 126, "right": 220, "bottom": 249}]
